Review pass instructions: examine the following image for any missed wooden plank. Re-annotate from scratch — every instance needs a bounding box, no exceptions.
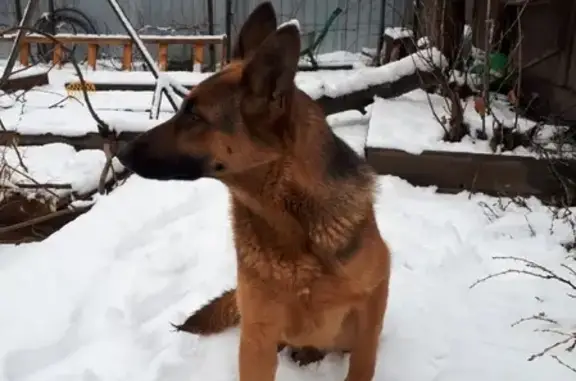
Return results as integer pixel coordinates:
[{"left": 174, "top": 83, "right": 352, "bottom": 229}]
[
  {"left": 0, "top": 33, "right": 227, "bottom": 46},
  {"left": 316, "top": 70, "right": 441, "bottom": 115},
  {"left": 0, "top": 130, "right": 140, "bottom": 150},
  {"left": 0, "top": 71, "right": 49, "bottom": 92},
  {"left": 365, "top": 147, "right": 576, "bottom": 203},
  {"left": 63, "top": 82, "right": 189, "bottom": 92},
  {"left": 87, "top": 44, "right": 98, "bottom": 69},
  {"left": 122, "top": 43, "right": 133, "bottom": 71},
  {"left": 158, "top": 43, "right": 168, "bottom": 71},
  {"left": 18, "top": 42, "right": 29, "bottom": 66},
  {"left": 53, "top": 43, "right": 63, "bottom": 67},
  {"left": 59, "top": 68, "right": 441, "bottom": 116},
  {"left": 193, "top": 43, "right": 204, "bottom": 70}
]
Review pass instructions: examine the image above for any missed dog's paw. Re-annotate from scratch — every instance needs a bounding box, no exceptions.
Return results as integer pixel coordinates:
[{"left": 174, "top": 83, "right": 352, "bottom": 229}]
[{"left": 288, "top": 346, "right": 327, "bottom": 366}]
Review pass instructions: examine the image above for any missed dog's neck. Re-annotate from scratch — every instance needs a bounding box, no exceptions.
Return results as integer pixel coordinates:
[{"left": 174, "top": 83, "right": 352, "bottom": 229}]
[{"left": 223, "top": 132, "right": 375, "bottom": 268}]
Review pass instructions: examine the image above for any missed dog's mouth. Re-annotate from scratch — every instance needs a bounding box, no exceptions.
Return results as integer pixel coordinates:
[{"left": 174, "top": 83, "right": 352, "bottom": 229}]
[{"left": 116, "top": 142, "right": 208, "bottom": 182}]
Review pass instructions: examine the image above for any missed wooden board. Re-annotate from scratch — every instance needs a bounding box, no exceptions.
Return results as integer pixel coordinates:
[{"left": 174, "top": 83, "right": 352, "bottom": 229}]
[
  {"left": 365, "top": 147, "right": 576, "bottom": 204},
  {"left": 0, "top": 71, "right": 49, "bottom": 92}
]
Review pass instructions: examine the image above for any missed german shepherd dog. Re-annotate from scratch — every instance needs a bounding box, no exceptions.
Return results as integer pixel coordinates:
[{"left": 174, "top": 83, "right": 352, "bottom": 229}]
[{"left": 116, "top": 2, "right": 391, "bottom": 380}]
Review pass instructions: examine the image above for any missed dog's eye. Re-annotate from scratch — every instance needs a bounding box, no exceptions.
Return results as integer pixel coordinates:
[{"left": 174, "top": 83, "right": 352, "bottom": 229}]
[
  {"left": 188, "top": 112, "right": 203, "bottom": 122},
  {"left": 182, "top": 102, "right": 204, "bottom": 122}
]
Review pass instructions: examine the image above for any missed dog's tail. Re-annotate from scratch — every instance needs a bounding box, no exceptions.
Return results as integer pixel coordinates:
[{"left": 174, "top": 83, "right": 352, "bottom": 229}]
[{"left": 172, "top": 289, "right": 240, "bottom": 335}]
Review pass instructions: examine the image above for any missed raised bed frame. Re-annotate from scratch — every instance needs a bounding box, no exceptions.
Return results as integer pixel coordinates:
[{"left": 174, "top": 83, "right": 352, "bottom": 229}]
[
  {"left": 365, "top": 147, "right": 576, "bottom": 204},
  {"left": 0, "top": 33, "right": 228, "bottom": 71}
]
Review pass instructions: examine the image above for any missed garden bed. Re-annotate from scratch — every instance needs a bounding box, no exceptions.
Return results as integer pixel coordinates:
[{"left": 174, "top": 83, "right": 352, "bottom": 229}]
[
  {"left": 365, "top": 147, "right": 576, "bottom": 202},
  {"left": 365, "top": 89, "right": 576, "bottom": 203},
  {"left": 0, "top": 143, "right": 124, "bottom": 243}
]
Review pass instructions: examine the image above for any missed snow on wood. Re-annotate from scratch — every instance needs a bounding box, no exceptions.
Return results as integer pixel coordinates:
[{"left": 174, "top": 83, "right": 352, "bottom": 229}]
[
  {"left": 384, "top": 27, "right": 414, "bottom": 39},
  {"left": 278, "top": 19, "right": 301, "bottom": 32},
  {"left": 366, "top": 89, "right": 566, "bottom": 156},
  {"left": 322, "top": 47, "right": 448, "bottom": 98},
  {"left": 1, "top": 143, "right": 123, "bottom": 198}
]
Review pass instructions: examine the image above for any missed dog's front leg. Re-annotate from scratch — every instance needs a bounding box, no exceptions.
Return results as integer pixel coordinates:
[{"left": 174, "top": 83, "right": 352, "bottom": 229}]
[
  {"left": 345, "top": 279, "right": 389, "bottom": 381},
  {"left": 239, "top": 320, "right": 279, "bottom": 381}
]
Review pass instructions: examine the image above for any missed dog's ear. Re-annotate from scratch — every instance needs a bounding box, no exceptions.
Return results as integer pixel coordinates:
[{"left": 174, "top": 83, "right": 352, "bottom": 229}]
[
  {"left": 232, "top": 2, "right": 277, "bottom": 60},
  {"left": 240, "top": 24, "right": 300, "bottom": 105}
]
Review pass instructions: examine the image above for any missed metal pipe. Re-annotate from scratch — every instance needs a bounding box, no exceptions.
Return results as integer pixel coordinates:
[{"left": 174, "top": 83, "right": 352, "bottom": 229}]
[
  {"left": 375, "top": 0, "right": 387, "bottom": 66},
  {"left": 0, "top": 0, "right": 40, "bottom": 85},
  {"left": 105, "top": 0, "right": 179, "bottom": 114},
  {"left": 48, "top": 0, "right": 56, "bottom": 35},
  {"left": 207, "top": 0, "right": 215, "bottom": 71},
  {"left": 225, "top": 0, "right": 232, "bottom": 62},
  {"left": 13, "top": 0, "right": 23, "bottom": 24}
]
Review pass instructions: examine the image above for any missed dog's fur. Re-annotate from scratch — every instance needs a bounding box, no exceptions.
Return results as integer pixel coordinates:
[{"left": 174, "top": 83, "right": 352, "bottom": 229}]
[{"left": 116, "top": 3, "right": 391, "bottom": 380}]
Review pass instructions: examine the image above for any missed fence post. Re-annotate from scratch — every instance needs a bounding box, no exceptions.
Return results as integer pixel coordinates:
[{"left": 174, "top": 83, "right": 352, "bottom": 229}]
[
  {"left": 375, "top": 0, "right": 387, "bottom": 66},
  {"left": 225, "top": 0, "right": 232, "bottom": 63},
  {"left": 207, "top": 0, "right": 216, "bottom": 71}
]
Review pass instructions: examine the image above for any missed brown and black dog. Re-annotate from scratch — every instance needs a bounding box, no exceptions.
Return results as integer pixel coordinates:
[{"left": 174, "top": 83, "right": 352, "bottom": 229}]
[{"left": 116, "top": 2, "right": 391, "bottom": 380}]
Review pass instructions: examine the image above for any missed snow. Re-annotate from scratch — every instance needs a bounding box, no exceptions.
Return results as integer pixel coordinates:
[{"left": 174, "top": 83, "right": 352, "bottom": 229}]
[
  {"left": 0, "top": 65, "right": 48, "bottom": 80},
  {"left": 1, "top": 49, "right": 443, "bottom": 136},
  {"left": 279, "top": 19, "right": 301, "bottom": 32},
  {"left": 366, "top": 90, "right": 567, "bottom": 156},
  {"left": 320, "top": 48, "right": 448, "bottom": 98},
  {"left": 384, "top": 27, "right": 413, "bottom": 39},
  {"left": 1, "top": 143, "right": 124, "bottom": 198},
  {"left": 0, "top": 173, "right": 574, "bottom": 381},
  {"left": 1, "top": 49, "right": 575, "bottom": 381}
]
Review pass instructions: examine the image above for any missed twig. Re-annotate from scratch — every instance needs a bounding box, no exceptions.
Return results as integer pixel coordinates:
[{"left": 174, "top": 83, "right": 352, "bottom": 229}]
[
  {"left": 552, "top": 355, "right": 576, "bottom": 373},
  {"left": 527, "top": 334, "right": 576, "bottom": 361},
  {"left": 470, "top": 256, "right": 576, "bottom": 291},
  {"left": 3, "top": 160, "right": 65, "bottom": 202},
  {"left": 511, "top": 313, "right": 559, "bottom": 327},
  {"left": 0, "top": 117, "right": 27, "bottom": 172}
]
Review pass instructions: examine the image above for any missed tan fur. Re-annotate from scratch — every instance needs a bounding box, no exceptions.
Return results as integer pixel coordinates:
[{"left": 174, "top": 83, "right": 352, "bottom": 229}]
[{"left": 116, "top": 2, "right": 391, "bottom": 380}]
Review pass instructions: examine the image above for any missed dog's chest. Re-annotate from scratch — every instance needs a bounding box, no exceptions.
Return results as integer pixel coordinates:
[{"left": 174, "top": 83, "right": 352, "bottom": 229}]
[{"left": 280, "top": 295, "right": 354, "bottom": 348}]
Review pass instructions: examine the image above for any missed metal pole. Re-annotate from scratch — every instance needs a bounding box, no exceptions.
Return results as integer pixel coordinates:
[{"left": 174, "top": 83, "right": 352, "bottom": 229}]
[
  {"left": 105, "top": 0, "right": 179, "bottom": 114},
  {"left": 207, "top": 0, "right": 215, "bottom": 71},
  {"left": 225, "top": 0, "right": 232, "bottom": 62},
  {"left": 48, "top": 0, "right": 56, "bottom": 35},
  {"left": 375, "top": 0, "right": 387, "bottom": 66},
  {"left": 13, "top": 0, "right": 23, "bottom": 24},
  {"left": 413, "top": 0, "right": 421, "bottom": 39},
  {"left": 0, "top": 0, "right": 40, "bottom": 85}
]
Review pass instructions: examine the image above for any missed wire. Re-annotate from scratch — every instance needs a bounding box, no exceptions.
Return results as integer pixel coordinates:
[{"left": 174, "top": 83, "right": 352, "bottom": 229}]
[{"left": 30, "top": 6, "right": 98, "bottom": 65}]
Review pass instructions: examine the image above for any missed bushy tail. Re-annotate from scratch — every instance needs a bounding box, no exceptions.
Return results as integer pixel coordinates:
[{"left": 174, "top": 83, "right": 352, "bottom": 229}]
[{"left": 172, "top": 289, "right": 240, "bottom": 335}]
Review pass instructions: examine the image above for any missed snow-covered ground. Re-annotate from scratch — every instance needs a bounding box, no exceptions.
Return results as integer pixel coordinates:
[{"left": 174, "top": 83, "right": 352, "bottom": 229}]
[
  {"left": 1, "top": 52, "right": 575, "bottom": 381},
  {"left": 0, "top": 174, "right": 574, "bottom": 381}
]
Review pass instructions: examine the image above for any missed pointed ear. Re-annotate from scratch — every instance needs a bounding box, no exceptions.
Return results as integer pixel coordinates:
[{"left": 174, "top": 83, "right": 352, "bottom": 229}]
[
  {"left": 240, "top": 24, "right": 301, "bottom": 102},
  {"left": 232, "top": 2, "right": 277, "bottom": 60}
]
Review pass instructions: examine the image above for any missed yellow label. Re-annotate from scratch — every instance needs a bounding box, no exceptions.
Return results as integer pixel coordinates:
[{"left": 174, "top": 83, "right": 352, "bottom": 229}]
[{"left": 65, "top": 81, "right": 96, "bottom": 95}]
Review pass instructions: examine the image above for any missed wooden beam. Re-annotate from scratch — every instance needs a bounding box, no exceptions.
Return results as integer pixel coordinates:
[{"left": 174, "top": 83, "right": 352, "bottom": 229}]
[
  {"left": 365, "top": 147, "right": 576, "bottom": 204},
  {"left": 0, "top": 33, "right": 227, "bottom": 46},
  {"left": 0, "top": 71, "right": 49, "bottom": 92},
  {"left": 87, "top": 44, "right": 98, "bottom": 69}
]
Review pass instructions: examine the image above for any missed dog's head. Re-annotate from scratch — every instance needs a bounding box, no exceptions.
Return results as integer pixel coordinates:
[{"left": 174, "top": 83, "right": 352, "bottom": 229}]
[{"left": 116, "top": 2, "right": 301, "bottom": 181}]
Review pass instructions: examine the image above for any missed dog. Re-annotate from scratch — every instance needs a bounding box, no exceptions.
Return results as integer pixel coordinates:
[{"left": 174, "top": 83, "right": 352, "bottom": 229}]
[{"left": 116, "top": 3, "right": 391, "bottom": 380}]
